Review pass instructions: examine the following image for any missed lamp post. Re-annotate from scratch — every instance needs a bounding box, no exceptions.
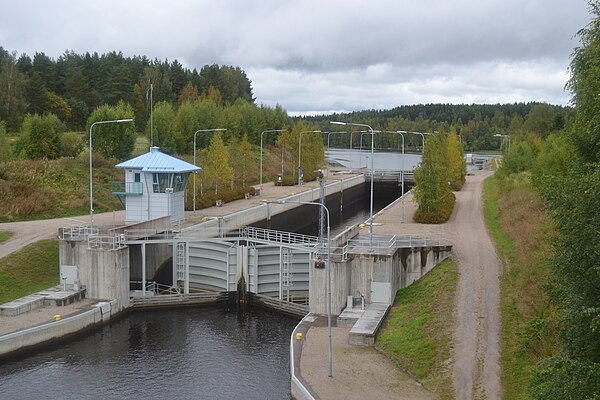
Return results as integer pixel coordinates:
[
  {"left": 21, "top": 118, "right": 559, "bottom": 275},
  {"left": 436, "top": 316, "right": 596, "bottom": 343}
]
[
  {"left": 193, "top": 128, "right": 227, "bottom": 215},
  {"left": 260, "top": 129, "right": 285, "bottom": 192},
  {"left": 273, "top": 199, "right": 332, "bottom": 377},
  {"left": 89, "top": 118, "right": 133, "bottom": 228},
  {"left": 332, "top": 121, "right": 375, "bottom": 250},
  {"left": 298, "top": 130, "right": 321, "bottom": 185},
  {"left": 323, "top": 131, "right": 347, "bottom": 149}
]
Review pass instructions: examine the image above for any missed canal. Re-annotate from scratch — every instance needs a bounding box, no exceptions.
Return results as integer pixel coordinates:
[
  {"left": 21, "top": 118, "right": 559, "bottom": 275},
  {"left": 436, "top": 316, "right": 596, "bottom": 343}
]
[
  {"left": 0, "top": 307, "right": 298, "bottom": 400},
  {"left": 0, "top": 160, "right": 409, "bottom": 400}
]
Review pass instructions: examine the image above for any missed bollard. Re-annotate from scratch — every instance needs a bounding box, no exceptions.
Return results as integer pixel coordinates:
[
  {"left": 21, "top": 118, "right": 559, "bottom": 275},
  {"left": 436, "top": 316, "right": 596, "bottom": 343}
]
[
  {"left": 54, "top": 314, "right": 61, "bottom": 321},
  {"left": 295, "top": 332, "right": 303, "bottom": 341}
]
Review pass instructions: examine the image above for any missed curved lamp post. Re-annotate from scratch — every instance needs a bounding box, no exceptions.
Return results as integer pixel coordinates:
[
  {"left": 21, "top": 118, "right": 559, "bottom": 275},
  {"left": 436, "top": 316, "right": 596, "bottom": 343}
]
[
  {"left": 89, "top": 118, "right": 133, "bottom": 227},
  {"left": 260, "top": 129, "right": 285, "bottom": 192},
  {"left": 331, "top": 121, "right": 375, "bottom": 250},
  {"left": 193, "top": 128, "right": 227, "bottom": 215},
  {"left": 273, "top": 199, "right": 332, "bottom": 377}
]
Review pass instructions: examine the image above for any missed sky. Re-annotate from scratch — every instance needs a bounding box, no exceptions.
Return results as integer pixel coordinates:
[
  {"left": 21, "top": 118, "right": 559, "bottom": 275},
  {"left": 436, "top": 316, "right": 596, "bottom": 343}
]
[{"left": 0, "top": 0, "right": 593, "bottom": 116}]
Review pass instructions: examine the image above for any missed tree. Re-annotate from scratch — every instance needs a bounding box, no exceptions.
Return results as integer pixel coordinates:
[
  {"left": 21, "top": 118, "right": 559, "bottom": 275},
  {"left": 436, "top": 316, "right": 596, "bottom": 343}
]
[
  {"left": 447, "top": 127, "right": 466, "bottom": 190},
  {"left": 0, "top": 51, "right": 26, "bottom": 130},
  {"left": 529, "top": 2, "right": 600, "bottom": 398},
  {"left": 25, "top": 72, "right": 48, "bottom": 114},
  {"left": 86, "top": 101, "right": 136, "bottom": 160},
  {"left": 202, "top": 133, "right": 232, "bottom": 194},
  {"left": 413, "top": 133, "right": 454, "bottom": 223},
  {"left": 178, "top": 81, "right": 199, "bottom": 105},
  {"left": 149, "top": 101, "right": 176, "bottom": 153},
  {"left": 229, "top": 133, "right": 255, "bottom": 187},
  {"left": 21, "top": 113, "right": 63, "bottom": 159}
]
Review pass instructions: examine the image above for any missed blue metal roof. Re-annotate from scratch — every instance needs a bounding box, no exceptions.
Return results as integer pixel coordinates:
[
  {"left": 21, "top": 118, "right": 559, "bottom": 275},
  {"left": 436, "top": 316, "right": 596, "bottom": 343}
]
[{"left": 115, "top": 147, "right": 200, "bottom": 173}]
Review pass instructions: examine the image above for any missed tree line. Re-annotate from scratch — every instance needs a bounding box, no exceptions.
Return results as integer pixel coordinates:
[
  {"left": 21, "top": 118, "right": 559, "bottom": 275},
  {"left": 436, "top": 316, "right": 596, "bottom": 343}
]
[
  {"left": 300, "top": 101, "right": 568, "bottom": 152},
  {"left": 497, "top": 2, "right": 600, "bottom": 397},
  {"left": 0, "top": 48, "right": 253, "bottom": 132}
]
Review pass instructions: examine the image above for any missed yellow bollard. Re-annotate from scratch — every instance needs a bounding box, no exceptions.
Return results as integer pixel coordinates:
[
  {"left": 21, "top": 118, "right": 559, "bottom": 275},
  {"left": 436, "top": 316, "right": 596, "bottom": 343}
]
[
  {"left": 295, "top": 332, "right": 303, "bottom": 341},
  {"left": 359, "top": 223, "right": 365, "bottom": 229},
  {"left": 54, "top": 314, "right": 61, "bottom": 321}
]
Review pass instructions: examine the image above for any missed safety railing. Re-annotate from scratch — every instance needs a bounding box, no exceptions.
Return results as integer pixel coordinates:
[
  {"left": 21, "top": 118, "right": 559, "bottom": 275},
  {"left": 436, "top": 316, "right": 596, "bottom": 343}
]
[
  {"left": 59, "top": 226, "right": 99, "bottom": 241},
  {"left": 345, "top": 233, "right": 448, "bottom": 254},
  {"left": 239, "top": 226, "right": 321, "bottom": 246},
  {"left": 130, "top": 280, "right": 179, "bottom": 295},
  {"left": 88, "top": 233, "right": 127, "bottom": 250}
]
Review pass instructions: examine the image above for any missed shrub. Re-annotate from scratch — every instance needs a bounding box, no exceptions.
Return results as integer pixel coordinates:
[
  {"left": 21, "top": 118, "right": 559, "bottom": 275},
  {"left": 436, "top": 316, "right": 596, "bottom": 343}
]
[{"left": 60, "top": 132, "right": 84, "bottom": 157}]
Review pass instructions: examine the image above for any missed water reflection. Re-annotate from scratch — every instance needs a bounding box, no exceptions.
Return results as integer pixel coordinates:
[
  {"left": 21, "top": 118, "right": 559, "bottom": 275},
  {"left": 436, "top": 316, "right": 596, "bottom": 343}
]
[{"left": 0, "top": 307, "right": 298, "bottom": 400}]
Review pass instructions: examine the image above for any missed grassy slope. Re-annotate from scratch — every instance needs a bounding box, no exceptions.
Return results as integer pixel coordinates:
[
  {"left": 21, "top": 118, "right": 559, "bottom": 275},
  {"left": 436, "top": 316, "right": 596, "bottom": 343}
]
[
  {"left": 377, "top": 258, "right": 458, "bottom": 400},
  {"left": 0, "top": 240, "right": 59, "bottom": 304},
  {"left": 0, "top": 231, "right": 13, "bottom": 243},
  {"left": 483, "top": 173, "right": 557, "bottom": 400}
]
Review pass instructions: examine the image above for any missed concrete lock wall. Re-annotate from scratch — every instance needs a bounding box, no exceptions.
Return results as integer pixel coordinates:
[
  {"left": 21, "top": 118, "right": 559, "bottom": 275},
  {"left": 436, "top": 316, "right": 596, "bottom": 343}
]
[
  {"left": 60, "top": 240, "right": 130, "bottom": 312},
  {"left": 0, "top": 300, "right": 118, "bottom": 359},
  {"left": 309, "top": 244, "right": 452, "bottom": 315}
]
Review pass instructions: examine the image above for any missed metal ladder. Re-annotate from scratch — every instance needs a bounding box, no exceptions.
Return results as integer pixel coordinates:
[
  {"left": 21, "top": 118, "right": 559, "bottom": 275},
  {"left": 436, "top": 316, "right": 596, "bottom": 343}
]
[
  {"left": 282, "top": 247, "right": 293, "bottom": 301},
  {"left": 176, "top": 242, "right": 186, "bottom": 282}
]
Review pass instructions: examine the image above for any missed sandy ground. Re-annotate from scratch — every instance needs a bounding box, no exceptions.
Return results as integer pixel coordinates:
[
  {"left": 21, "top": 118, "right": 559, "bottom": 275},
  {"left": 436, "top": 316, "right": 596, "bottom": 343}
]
[{"left": 301, "top": 327, "right": 436, "bottom": 400}]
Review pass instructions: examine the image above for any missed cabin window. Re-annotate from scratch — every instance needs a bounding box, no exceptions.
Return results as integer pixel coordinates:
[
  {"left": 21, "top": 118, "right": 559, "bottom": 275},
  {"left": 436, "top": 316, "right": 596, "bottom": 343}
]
[{"left": 152, "top": 172, "right": 189, "bottom": 193}]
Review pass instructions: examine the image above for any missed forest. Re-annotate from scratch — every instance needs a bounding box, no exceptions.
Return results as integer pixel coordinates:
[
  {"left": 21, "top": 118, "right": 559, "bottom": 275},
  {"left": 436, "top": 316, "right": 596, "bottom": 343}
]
[{"left": 0, "top": 47, "right": 253, "bottom": 132}]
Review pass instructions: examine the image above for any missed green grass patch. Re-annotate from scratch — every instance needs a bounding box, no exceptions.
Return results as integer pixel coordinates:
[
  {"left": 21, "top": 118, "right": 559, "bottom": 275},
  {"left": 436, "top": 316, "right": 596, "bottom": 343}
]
[
  {"left": 0, "top": 240, "right": 59, "bottom": 304},
  {"left": 0, "top": 231, "right": 13, "bottom": 243},
  {"left": 483, "top": 175, "right": 517, "bottom": 267},
  {"left": 377, "top": 257, "right": 458, "bottom": 399},
  {"left": 483, "top": 173, "right": 558, "bottom": 400}
]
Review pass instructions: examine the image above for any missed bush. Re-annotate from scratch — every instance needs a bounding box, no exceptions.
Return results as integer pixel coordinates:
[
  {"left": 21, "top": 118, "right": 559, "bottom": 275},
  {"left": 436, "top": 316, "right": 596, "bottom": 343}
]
[
  {"left": 60, "top": 132, "right": 84, "bottom": 157},
  {"left": 414, "top": 192, "right": 456, "bottom": 224}
]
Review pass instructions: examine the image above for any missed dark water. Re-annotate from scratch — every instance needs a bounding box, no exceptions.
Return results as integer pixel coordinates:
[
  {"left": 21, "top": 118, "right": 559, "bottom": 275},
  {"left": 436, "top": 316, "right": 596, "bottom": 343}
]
[{"left": 0, "top": 307, "right": 299, "bottom": 400}]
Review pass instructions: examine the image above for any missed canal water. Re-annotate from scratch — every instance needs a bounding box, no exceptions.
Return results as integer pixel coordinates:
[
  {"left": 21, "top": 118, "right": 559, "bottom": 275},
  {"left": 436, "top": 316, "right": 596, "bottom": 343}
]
[{"left": 0, "top": 307, "right": 299, "bottom": 400}]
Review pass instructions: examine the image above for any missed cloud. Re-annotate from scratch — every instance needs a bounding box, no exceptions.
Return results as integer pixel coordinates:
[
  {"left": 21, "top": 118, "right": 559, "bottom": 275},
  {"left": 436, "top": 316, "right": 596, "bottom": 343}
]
[{"left": 0, "top": 0, "right": 591, "bottom": 114}]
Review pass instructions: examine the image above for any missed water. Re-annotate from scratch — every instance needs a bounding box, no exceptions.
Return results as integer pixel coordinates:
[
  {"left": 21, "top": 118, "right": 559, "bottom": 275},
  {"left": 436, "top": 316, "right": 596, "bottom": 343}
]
[{"left": 0, "top": 307, "right": 299, "bottom": 400}]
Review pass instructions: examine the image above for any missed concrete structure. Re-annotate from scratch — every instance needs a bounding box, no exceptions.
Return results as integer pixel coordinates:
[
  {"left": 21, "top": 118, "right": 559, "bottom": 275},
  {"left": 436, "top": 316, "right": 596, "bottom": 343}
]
[{"left": 113, "top": 146, "right": 199, "bottom": 223}]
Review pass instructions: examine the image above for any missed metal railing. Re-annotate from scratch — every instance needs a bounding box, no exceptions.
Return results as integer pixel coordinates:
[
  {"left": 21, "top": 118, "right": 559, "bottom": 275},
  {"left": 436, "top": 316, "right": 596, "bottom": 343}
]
[
  {"left": 59, "top": 226, "right": 99, "bottom": 240},
  {"left": 345, "top": 233, "right": 448, "bottom": 254},
  {"left": 130, "top": 280, "right": 179, "bottom": 295},
  {"left": 88, "top": 233, "right": 127, "bottom": 250},
  {"left": 240, "top": 226, "right": 321, "bottom": 246}
]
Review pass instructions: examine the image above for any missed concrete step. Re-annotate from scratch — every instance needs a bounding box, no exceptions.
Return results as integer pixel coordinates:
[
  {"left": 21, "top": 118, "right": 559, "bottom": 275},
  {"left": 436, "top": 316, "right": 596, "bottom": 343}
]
[
  {"left": 0, "top": 294, "right": 46, "bottom": 316},
  {"left": 348, "top": 302, "right": 390, "bottom": 346}
]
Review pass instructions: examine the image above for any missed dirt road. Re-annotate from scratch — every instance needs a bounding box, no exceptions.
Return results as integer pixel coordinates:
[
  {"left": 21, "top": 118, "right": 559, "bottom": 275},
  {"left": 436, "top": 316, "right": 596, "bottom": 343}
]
[{"left": 374, "top": 169, "right": 501, "bottom": 399}]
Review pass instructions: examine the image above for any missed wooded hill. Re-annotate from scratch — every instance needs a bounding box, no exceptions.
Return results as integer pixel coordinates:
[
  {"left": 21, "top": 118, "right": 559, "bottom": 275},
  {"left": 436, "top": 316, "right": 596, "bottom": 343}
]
[{"left": 0, "top": 48, "right": 253, "bottom": 132}]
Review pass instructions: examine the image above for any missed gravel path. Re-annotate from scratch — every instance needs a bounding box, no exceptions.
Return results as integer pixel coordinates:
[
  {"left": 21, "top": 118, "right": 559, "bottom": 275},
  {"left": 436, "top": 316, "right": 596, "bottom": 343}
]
[{"left": 373, "top": 169, "right": 501, "bottom": 399}]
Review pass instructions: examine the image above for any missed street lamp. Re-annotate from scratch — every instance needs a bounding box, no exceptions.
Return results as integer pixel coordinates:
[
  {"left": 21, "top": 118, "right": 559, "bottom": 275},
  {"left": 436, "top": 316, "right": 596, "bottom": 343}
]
[
  {"left": 298, "top": 130, "right": 321, "bottom": 185},
  {"left": 323, "top": 131, "right": 347, "bottom": 149},
  {"left": 89, "top": 118, "right": 133, "bottom": 227},
  {"left": 193, "top": 128, "right": 227, "bottom": 215},
  {"left": 331, "top": 121, "right": 375, "bottom": 250},
  {"left": 271, "top": 199, "right": 332, "bottom": 377},
  {"left": 260, "top": 129, "right": 285, "bottom": 192}
]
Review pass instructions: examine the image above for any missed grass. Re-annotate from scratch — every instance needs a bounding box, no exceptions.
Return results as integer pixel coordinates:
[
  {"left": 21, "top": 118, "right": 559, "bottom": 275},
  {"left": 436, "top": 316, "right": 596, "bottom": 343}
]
[
  {"left": 0, "top": 155, "right": 123, "bottom": 222},
  {"left": 483, "top": 173, "right": 558, "bottom": 400},
  {"left": 0, "top": 240, "right": 59, "bottom": 304},
  {"left": 377, "top": 257, "right": 458, "bottom": 400},
  {"left": 0, "top": 231, "right": 13, "bottom": 243}
]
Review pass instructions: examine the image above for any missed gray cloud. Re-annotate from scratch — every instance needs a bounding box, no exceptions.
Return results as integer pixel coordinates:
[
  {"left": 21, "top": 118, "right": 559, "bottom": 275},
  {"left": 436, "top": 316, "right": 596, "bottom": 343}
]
[{"left": 0, "top": 0, "right": 591, "bottom": 114}]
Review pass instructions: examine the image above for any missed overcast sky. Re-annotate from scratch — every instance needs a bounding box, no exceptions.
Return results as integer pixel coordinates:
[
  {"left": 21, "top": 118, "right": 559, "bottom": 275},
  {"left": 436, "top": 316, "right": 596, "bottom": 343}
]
[{"left": 0, "top": 0, "right": 593, "bottom": 115}]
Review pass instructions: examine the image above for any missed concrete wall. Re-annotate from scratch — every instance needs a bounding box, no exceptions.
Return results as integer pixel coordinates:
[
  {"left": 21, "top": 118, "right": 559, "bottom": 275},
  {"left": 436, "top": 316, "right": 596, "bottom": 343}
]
[
  {"left": 309, "top": 244, "right": 453, "bottom": 315},
  {"left": 59, "top": 240, "right": 130, "bottom": 312},
  {"left": 0, "top": 300, "right": 118, "bottom": 359}
]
